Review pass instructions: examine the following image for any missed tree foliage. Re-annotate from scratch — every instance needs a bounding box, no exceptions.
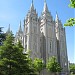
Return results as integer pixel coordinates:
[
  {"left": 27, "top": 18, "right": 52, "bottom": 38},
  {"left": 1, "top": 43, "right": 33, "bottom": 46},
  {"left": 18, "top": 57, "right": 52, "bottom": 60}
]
[
  {"left": 46, "top": 56, "right": 62, "bottom": 72},
  {"left": 64, "top": 0, "right": 75, "bottom": 26},
  {"left": 69, "top": 0, "right": 75, "bottom": 8},
  {"left": 64, "top": 18, "right": 75, "bottom": 26},
  {"left": 0, "top": 33, "right": 36, "bottom": 75},
  {"left": 69, "top": 63, "right": 75, "bottom": 74},
  {"left": 0, "top": 27, "right": 6, "bottom": 46},
  {"left": 33, "top": 58, "right": 45, "bottom": 74}
]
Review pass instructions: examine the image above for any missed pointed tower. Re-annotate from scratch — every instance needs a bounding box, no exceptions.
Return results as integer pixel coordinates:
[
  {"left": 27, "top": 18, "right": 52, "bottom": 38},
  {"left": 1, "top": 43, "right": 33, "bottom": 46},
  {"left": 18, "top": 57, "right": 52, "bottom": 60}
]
[
  {"left": 6, "top": 24, "right": 11, "bottom": 35},
  {"left": 40, "top": 0, "right": 57, "bottom": 63},
  {"left": 15, "top": 21, "right": 23, "bottom": 45},
  {"left": 30, "top": 0, "right": 34, "bottom": 11},
  {"left": 23, "top": 18, "right": 26, "bottom": 53},
  {"left": 24, "top": 0, "right": 41, "bottom": 59},
  {"left": 18, "top": 21, "right": 22, "bottom": 33},
  {"left": 55, "top": 12, "right": 68, "bottom": 73},
  {"left": 55, "top": 12, "right": 63, "bottom": 40},
  {"left": 55, "top": 12, "right": 58, "bottom": 24},
  {"left": 43, "top": 0, "right": 48, "bottom": 12}
]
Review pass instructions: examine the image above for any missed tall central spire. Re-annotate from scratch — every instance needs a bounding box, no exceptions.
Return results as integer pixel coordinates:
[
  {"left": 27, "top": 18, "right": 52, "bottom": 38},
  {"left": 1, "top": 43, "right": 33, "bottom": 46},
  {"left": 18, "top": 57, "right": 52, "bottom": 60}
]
[
  {"left": 43, "top": 0, "right": 48, "bottom": 12},
  {"left": 30, "top": 0, "right": 34, "bottom": 11},
  {"left": 32, "top": 0, "right": 33, "bottom": 5}
]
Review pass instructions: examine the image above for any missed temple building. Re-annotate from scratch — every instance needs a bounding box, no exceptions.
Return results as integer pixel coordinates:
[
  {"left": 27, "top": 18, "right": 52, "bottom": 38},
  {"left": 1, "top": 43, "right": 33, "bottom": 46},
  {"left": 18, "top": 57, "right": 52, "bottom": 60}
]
[{"left": 15, "top": 0, "right": 68, "bottom": 74}]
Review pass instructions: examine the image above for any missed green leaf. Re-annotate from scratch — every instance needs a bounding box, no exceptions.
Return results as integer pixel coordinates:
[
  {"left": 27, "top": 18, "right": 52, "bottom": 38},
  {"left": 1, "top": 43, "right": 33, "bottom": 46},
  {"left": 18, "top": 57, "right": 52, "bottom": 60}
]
[
  {"left": 0, "top": 32, "right": 36, "bottom": 75},
  {"left": 46, "top": 56, "right": 62, "bottom": 72}
]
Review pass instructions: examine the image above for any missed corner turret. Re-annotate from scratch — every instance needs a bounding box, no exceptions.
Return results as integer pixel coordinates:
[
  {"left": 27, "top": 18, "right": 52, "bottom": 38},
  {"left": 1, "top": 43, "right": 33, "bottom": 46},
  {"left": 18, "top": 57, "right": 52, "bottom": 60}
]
[{"left": 6, "top": 24, "right": 11, "bottom": 35}]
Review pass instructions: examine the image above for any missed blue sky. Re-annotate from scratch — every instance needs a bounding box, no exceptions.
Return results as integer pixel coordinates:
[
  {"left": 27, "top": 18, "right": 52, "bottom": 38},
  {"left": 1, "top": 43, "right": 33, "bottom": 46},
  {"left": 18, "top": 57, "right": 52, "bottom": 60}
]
[{"left": 0, "top": 0, "right": 75, "bottom": 63}]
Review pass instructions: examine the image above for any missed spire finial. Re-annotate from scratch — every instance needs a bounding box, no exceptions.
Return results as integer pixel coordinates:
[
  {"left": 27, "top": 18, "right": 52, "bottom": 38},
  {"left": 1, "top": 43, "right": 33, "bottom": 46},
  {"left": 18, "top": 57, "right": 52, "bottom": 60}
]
[
  {"left": 56, "top": 11, "right": 58, "bottom": 15},
  {"left": 32, "top": 0, "right": 33, "bottom": 4},
  {"left": 20, "top": 20, "right": 21, "bottom": 29},
  {"left": 24, "top": 17, "right": 25, "bottom": 25},
  {"left": 18, "top": 20, "right": 22, "bottom": 32},
  {"left": 56, "top": 11, "right": 59, "bottom": 21},
  {"left": 43, "top": 0, "right": 48, "bottom": 12},
  {"left": 20, "top": 20, "right": 21, "bottom": 26},
  {"left": 56, "top": 11, "right": 58, "bottom": 18},
  {"left": 44, "top": 0, "right": 46, "bottom": 3},
  {"left": 6, "top": 24, "right": 11, "bottom": 34},
  {"left": 8, "top": 24, "right": 10, "bottom": 32},
  {"left": 30, "top": 0, "right": 34, "bottom": 11}
]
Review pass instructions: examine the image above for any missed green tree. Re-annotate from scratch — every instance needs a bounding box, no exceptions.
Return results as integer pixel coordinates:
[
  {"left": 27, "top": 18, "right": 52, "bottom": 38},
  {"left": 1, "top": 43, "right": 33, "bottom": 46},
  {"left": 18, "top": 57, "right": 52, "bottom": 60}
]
[
  {"left": 69, "top": 0, "right": 75, "bottom": 8},
  {"left": 64, "top": 18, "right": 75, "bottom": 26},
  {"left": 46, "top": 56, "right": 62, "bottom": 74},
  {"left": 0, "top": 33, "right": 35, "bottom": 75},
  {"left": 64, "top": 0, "right": 75, "bottom": 26},
  {"left": 0, "top": 27, "right": 6, "bottom": 46},
  {"left": 69, "top": 63, "right": 75, "bottom": 74},
  {"left": 33, "top": 58, "right": 45, "bottom": 75}
]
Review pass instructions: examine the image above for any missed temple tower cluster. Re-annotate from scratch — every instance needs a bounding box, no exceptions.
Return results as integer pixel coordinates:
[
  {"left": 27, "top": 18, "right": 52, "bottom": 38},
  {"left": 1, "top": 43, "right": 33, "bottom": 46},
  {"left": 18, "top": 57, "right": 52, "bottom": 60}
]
[{"left": 14, "top": 0, "right": 68, "bottom": 73}]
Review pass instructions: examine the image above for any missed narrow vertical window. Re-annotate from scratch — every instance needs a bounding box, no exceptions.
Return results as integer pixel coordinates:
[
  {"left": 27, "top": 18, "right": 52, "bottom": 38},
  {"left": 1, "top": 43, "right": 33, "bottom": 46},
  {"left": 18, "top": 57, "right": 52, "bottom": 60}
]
[
  {"left": 25, "top": 35, "right": 27, "bottom": 43},
  {"left": 25, "top": 45, "right": 27, "bottom": 50},
  {"left": 26, "top": 27, "right": 28, "bottom": 33},
  {"left": 50, "top": 42, "right": 52, "bottom": 52}
]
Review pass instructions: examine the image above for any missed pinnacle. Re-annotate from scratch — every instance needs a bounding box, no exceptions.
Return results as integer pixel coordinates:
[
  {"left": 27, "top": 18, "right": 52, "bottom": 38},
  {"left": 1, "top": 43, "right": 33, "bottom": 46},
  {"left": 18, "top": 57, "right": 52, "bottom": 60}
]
[
  {"left": 30, "top": 0, "right": 34, "bottom": 11},
  {"left": 44, "top": 0, "right": 46, "bottom": 3},
  {"left": 56, "top": 11, "right": 59, "bottom": 20},
  {"left": 6, "top": 24, "right": 11, "bottom": 34},
  {"left": 43, "top": 0, "right": 48, "bottom": 12},
  {"left": 18, "top": 21, "right": 22, "bottom": 32},
  {"left": 8, "top": 24, "right": 10, "bottom": 32},
  {"left": 32, "top": 0, "right": 33, "bottom": 4}
]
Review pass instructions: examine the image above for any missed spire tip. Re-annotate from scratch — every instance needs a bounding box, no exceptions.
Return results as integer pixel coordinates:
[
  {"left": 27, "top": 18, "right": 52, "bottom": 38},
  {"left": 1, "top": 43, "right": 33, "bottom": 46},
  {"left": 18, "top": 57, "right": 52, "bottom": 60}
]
[
  {"left": 32, "top": 0, "right": 33, "bottom": 4},
  {"left": 56, "top": 11, "right": 58, "bottom": 15},
  {"left": 44, "top": 0, "right": 46, "bottom": 3}
]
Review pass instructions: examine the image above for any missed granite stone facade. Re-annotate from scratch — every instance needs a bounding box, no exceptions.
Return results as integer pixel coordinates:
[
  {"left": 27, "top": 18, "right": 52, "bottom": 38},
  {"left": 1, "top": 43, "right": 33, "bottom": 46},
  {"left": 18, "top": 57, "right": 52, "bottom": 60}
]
[{"left": 15, "top": 0, "right": 68, "bottom": 74}]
